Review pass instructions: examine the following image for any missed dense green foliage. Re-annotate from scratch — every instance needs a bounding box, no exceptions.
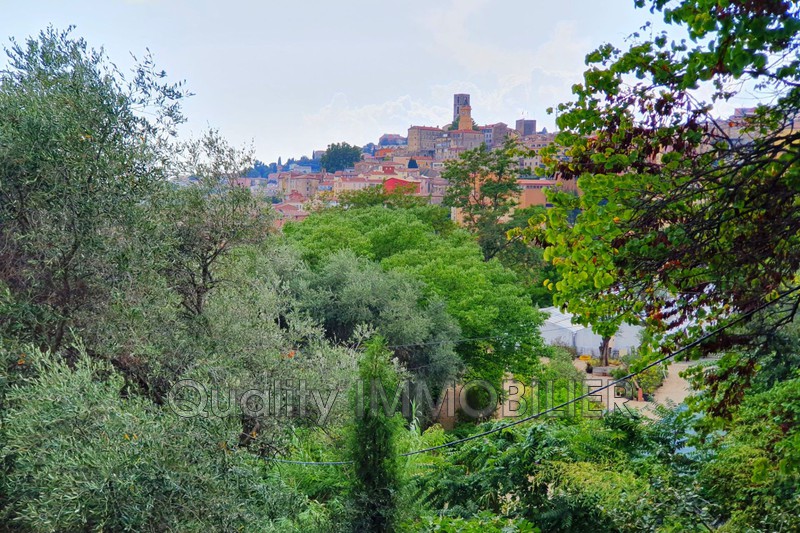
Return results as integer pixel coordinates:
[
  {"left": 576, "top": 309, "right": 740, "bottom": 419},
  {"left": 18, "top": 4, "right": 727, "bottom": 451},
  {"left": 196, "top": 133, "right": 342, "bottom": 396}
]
[
  {"left": 413, "top": 413, "right": 696, "bottom": 531},
  {"left": 0, "top": 29, "right": 351, "bottom": 530},
  {"left": 284, "top": 206, "right": 548, "bottom": 386},
  {"left": 535, "top": 0, "right": 800, "bottom": 356},
  {"left": 289, "top": 250, "right": 462, "bottom": 395},
  {"left": 442, "top": 141, "right": 557, "bottom": 306},
  {"left": 320, "top": 142, "right": 362, "bottom": 172},
  {"left": 1, "top": 348, "right": 333, "bottom": 532},
  {"left": 0, "top": 27, "right": 186, "bottom": 351},
  {"left": 442, "top": 139, "right": 523, "bottom": 262},
  {"left": 348, "top": 338, "right": 404, "bottom": 532}
]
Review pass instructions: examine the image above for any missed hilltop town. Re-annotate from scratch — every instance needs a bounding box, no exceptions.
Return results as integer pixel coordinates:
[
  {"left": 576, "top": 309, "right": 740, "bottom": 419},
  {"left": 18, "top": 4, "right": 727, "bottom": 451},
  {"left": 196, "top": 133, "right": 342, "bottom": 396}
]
[
  {"left": 183, "top": 93, "right": 764, "bottom": 228},
  {"left": 178, "top": 93, "right": 569, "bottom": 225}
]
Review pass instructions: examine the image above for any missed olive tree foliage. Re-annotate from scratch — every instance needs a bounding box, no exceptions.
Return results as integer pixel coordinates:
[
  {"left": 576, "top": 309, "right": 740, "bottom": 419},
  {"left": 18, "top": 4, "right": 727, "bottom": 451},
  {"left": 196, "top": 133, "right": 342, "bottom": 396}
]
[
  {"left": 0, "top": 348, "right": 338, "bottom": 532},
  {"left": 159, "top": 129, "right": 273, "bottom": 321},
  {"left": 289, "top": 250, "right": 463, "bottom": 397},
  {"left": 197, "top": 245, "right": 360, "bottom": 443},
  {"left": 526, "top": 1, "right": 800, "bottom": 361},
  {"left": 0, "top": 26, "right": 188, "bottom": 350},
  {"left": 0, "top": 245, "right": 361, "bottom": 529}
]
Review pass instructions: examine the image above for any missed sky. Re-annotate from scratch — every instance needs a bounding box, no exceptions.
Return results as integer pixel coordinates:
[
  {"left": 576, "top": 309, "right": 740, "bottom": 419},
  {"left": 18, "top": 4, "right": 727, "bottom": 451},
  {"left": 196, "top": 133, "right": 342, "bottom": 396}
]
[{"left": 0, "top": 1, "right": 738, "bottom": 163}]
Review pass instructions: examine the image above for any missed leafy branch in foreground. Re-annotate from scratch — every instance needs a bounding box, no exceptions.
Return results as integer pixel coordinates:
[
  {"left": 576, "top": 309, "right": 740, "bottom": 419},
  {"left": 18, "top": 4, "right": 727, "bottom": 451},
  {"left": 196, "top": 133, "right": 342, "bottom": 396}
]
[{"left": 535, "top": 1, "right": 800, "bottom": 363}]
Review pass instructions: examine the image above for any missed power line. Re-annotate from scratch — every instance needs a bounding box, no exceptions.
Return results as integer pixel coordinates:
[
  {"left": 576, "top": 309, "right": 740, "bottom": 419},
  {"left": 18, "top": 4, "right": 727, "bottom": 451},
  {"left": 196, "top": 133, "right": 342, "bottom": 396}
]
[
  {"left": 267, "top": 286, "right": 800, "bottom": 466},
  {"left": 268, "top": 459, "right": 352, "bottom": 466},
  {"left": 386, "top": 334, "right": 533, "bottom": 351},
  {"left": 386, "top": 326, "right": 574, "bottom": 352}
]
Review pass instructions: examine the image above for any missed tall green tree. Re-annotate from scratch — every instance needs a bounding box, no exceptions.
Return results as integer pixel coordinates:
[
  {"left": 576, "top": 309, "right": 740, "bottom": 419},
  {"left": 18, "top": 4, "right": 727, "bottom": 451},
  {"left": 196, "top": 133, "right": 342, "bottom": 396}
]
[
  {"left": 443, "top": 139, "right": 525, "bottom": 261},
  {"left": 320, "top": 142, "right": 362, "bottom": 172},
  {"left": 0, "top": 27, "right": 187, "bottom": 350},
  {"left": 349, "top": 337, "right": 403, "bottom": 532}
]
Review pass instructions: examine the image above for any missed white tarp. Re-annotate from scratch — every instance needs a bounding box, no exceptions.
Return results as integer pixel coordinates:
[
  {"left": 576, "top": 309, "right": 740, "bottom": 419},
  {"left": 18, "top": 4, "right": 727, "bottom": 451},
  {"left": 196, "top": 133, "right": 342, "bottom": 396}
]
[{"left": 539, "top": 306, "right": 642, "bottom": 357}]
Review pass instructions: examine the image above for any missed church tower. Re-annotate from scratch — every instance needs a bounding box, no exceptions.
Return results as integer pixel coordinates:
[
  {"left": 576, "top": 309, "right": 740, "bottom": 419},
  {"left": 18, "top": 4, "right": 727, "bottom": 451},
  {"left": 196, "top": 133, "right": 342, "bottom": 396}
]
[
  {"left": 453, "top": 93, "right": 470, "bottom": 122},
  {"left": 457, "top": 104, "right": 473, "bottom": 131}
]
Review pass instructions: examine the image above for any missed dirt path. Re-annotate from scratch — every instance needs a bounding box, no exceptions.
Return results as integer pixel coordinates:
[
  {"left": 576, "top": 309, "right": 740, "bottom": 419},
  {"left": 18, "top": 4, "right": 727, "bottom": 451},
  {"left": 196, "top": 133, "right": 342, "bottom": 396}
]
[
  {"left": 570, "top": 358, "right": 703, "bottom": 417},
  {"left": 652, "top": 360, "right": 694, "bottom": 405}
]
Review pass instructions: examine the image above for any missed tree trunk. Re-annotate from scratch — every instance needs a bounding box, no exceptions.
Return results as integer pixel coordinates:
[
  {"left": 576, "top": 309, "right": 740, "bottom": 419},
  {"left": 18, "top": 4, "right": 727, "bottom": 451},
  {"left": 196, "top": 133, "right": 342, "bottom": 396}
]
[{"left": 599, "top": 336, "right": 611, "bottom": 367}]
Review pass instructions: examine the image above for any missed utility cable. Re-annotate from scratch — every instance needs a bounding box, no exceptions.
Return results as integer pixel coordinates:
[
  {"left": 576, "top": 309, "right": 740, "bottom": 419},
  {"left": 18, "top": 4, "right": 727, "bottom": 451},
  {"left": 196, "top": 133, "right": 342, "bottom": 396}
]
[{"left": 267, "top": 285, "right": 800, "bottom": 465}]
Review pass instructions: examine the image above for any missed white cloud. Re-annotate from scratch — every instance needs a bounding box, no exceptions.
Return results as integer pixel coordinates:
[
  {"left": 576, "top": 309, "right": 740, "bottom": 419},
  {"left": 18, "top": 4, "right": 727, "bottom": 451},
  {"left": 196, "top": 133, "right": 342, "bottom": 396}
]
[
  {"left": 278, "top": 8, "right": 599, "bottom": 157},
  {"left": 417, "top": 3, "right": 591, "bottom": 126},
  {"left": 300, "top": 93, "right": 451, "bottom": 150}
]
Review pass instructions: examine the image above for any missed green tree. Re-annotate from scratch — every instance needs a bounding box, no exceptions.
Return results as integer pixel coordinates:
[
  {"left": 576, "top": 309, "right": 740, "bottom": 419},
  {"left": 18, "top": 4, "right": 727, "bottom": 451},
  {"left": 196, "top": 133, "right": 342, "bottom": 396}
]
[
  {"left": 443, "top": 139, "right": 526, "bottom": 261},
  {"left": 160, "top": 130, "right": 272, "bottom": 320},
  {"left": 338, "top": 183, "right": 428, "bottom": 210},
  {"left": 292, "top": 250, "right": 462, "bottom": 395},
  {"left": 534, "top": 0, "right": 800, "bottom": 363},
  {"left": 382, "top": 234, "right": 546, "bottom": 386},
  {"left": 0, "top": 27, "right": 187, "bottom": 350},
  {"left": 442, "top": 142, "right": 557, "bottom": 305},
  {"left": 283, "top": 205, "right": 438, "bottom": 266},
  {"left": 284, "top": 207, "right": 548, "bottom": 386},
  {"left": 501, "top": 205, "right": 559, "bottom": 307},
  {"left": 349, "top": 337, "right": 403, "bottom": 532},
  {"left": 414, "top": 410, "right": 710, "bottom": 531},
  {"left": 0, "top": 347, "right": 331, "bottom": 532},
  {"left": 696, "top": 374, "right": 800, "bottom": 530},
  {"left": 320, "top": 142, "right": 362, "bottom": 172}
]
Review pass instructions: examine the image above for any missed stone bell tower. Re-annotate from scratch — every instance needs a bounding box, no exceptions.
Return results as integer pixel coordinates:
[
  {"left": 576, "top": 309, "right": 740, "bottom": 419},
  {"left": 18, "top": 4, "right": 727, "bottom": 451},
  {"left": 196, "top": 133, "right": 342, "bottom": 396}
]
[
  {"left": 457, "top": 104, "right": 473, "bottom": 131},
  {"left": 453, "top": 93, "right": 470, "bottom": 122}
]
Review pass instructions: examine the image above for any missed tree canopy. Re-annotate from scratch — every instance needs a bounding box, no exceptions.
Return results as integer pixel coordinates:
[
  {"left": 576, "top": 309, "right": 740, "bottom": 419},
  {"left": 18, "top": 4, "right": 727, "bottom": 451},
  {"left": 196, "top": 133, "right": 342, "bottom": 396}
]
[
  {"left": 320, "top": 141, "right": 362, "bottom": 172},
  {"left": 0, "top": 27, "right": 188, "bottom": 350},
  {"left": 442, "top": 139, "right": 524, "bottom": 261},
  {"left": 284, "top": 206, "right": 548, "bottom": 385}
]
